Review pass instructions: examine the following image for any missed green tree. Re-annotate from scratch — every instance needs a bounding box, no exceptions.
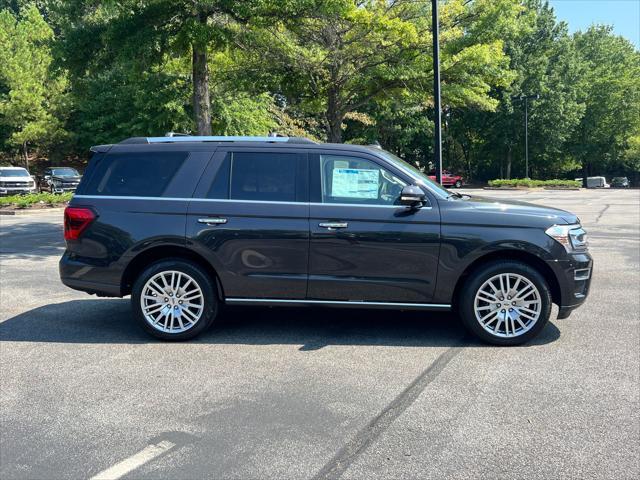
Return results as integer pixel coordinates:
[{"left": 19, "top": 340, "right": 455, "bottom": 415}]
[
  {"left": 568, "top": 25, "right": 640, "bottom": 184},
  {"left": 237, "top": 0, "right": 518, "bottom": 144},
  {"left": 446, "top": 0, "right": 585, "bottom": 181},
  {"left": 0, "top": 5, "right": 69, "bottom": 167},
  {"left": 55, "top": 0, "right": 340, "bottom": 136}
]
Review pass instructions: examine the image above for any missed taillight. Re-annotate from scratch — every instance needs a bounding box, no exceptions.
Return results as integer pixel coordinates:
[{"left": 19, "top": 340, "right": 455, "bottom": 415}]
[{"left": 64, "top": 206, "right": 96, "bottom": 241}]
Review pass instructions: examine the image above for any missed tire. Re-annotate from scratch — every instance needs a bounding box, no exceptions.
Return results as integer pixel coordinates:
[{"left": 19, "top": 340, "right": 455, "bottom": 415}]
[
  {"left": 458, "top": 260, "right": 552, "bottom": 346},
  {"left": 131, "top": 259, "right": 218, "bottom": 341},
  {"left": 454, "top": 180, "right": 462, "bottom": 188}
]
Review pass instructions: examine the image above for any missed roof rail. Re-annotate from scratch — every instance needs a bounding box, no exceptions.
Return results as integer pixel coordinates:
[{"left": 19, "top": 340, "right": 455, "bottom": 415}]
[{"left": 145, "top": 135, "right": 316, "bottom": 144}]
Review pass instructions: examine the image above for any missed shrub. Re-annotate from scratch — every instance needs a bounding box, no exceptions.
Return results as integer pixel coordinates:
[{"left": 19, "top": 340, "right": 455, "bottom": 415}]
[
  {"left": 0, "top": 192, "right": 73, "bottom": 208},
  {"left": 488, "top": 179, "right": 581, "bottom": 188}
]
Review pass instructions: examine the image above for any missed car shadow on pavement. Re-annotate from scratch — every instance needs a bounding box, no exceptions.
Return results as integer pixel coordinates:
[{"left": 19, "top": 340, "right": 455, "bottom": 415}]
[
  {"left": 0, "top": 299, "right": 561, "bottom": 348},
  {"left": 0, "top": 220, "right": 65, "bottom": 260}
]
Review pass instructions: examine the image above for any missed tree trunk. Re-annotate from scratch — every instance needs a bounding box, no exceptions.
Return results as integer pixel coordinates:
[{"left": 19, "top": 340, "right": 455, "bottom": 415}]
[
  {"left": 506, "top": 146, "right": 512, "bottom": 180},
  {"left": 192, "top": 41, "right": 212, "bottom": 136},
  {"left": 326, "top": 86, "right": 343, "bottom": 143},
  {"left": 22, "top": 141, "right": 29, "bottom": 171}
]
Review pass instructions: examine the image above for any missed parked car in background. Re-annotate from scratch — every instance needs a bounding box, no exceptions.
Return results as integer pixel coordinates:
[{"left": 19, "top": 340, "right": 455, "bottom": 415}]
[
  {"left": 37, "top": 167, "right": 82, "bottom": 193},
  {"left": 610, "top": 177, "right": 630, "bottom": 188},
  {"left": 60, "top": 135, "right": 592, "bottom": 346},
  {"left": 428, "top": 170, "right": 464, "bottom": 188},
  {"left": 0, "top": 167, "right": 37, "bottom": 196},
  {"left": 575, "top": 176, "right": 610, "bottom": 188}
]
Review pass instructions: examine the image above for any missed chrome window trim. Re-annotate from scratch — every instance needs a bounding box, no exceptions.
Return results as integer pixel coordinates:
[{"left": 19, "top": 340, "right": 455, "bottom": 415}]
[
  {"left": 72, "top": 194, "right": 432, "bottom": 209},
  {"left": 225, "top": 298, "right": 451, "bottom": 309}
]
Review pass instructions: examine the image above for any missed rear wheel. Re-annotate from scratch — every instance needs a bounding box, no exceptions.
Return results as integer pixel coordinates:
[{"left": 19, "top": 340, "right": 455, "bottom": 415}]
[
  {"left": 454, "top": 180, "right": 462, "bottom": 188},
  {"left": 131, "top": 259, "right": 218, "bottom": 340},
  {"left": 458, "top": 261, "right": 552, "bottom": 346}
]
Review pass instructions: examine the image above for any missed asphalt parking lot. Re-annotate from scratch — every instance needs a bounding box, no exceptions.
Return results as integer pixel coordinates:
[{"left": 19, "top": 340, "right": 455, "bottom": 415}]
[{"left": 1, "top": 188, "right": 639, "bottom": 480}]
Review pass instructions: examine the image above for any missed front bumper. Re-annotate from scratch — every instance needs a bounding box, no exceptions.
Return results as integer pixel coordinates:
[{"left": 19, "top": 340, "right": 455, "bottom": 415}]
[
  {"left": 51, "top": 185, "right": 78, "bottom": 193},
  {"left": 548, "top": 251, "right": 593, "bottom": 318},
  {"left": 0, "top": 186, "right": 37, "bottom": 196}
]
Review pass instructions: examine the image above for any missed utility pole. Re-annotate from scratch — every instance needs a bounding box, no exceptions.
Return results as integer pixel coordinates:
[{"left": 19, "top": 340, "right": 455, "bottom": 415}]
[
  {"left": 511, "top": 94, "right": 539, "bottom": 178},
  {"left": 432, "top": 0, "right": 443, "bottom": 184}
]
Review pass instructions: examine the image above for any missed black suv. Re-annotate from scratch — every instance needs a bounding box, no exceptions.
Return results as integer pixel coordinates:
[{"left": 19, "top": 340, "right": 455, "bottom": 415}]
[{"left": 60, "top": 136, "right": 592, "bottom": 345}]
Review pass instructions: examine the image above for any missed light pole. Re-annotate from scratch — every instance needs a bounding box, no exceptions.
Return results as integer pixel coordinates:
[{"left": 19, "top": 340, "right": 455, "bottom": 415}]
[
  {"left": 432, "top": 0, "right": 443, "bottom": 184},
  {"left": 511, "top": 94, "right": 539, "bottom": 178}
]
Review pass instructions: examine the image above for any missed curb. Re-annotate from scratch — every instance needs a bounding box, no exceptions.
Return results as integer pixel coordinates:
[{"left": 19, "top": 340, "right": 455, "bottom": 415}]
[
  {"left": 482, "top": 187, "right": 583, "bottom": 191},
  {"left": 0, "top": 207, "right": 65, "bottom": 216}
]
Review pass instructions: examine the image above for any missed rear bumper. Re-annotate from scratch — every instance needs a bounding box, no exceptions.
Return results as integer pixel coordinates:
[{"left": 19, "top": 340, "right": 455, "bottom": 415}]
[
  {"left": 59, "top": 252, "right": 122, "bottom": 297},
  {"left": 548, "top": 252, "right": 593, "bottom": 318}
]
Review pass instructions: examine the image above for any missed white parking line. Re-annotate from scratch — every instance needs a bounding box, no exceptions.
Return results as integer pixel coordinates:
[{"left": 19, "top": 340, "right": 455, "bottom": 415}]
[{"left": 89, "top": 440, "right": 176, "bottom": 480}]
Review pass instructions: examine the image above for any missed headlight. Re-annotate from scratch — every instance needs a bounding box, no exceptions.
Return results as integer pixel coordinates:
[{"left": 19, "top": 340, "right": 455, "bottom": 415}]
[
  {"left": 545, "top": 224, "right": 588, "bottom": 252},
  {"left": 53, "top": 180, "right": 62, "bottom": 186}
]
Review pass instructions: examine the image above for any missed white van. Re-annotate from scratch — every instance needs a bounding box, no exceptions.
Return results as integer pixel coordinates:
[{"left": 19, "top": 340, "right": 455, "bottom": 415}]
[{"left": 575, "top": 176, "right": 610, "bottom": 188}]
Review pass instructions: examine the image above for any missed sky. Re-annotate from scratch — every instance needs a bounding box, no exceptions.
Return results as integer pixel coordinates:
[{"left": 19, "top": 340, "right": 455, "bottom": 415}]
[{"left": 548, "top": 0, "right": 640, "bottom": 48}]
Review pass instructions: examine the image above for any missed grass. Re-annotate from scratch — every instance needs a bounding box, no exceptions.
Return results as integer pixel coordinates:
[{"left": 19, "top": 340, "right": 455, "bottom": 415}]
[
  {"left": 0, "top": 192, "right": 73, "bottom": 208},
  {"left": 488, "top": 178, "right": 581, "bottom": 188}
]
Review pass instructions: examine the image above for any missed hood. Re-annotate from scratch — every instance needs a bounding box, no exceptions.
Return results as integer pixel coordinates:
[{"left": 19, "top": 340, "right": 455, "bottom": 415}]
[
  {"left": 51, "top": 175, "right": 82, "bottom": 182},
  {"left": 445, "top": 195, "right": 579, "bottom": 227},
  {"left": 0, "top": 175, "right": 33, "bottom": 182}
]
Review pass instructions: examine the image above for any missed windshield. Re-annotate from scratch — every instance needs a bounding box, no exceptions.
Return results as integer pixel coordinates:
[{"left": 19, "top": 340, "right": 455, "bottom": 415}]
[
  {"left": 373, "top": 149, "right": 451, "bottom": 198},
  {"left": 0, "top": 169, "right": 30, "bottom": 177},
  {"left": 52, "top": 168, "right": 79, "bottom": 177}
]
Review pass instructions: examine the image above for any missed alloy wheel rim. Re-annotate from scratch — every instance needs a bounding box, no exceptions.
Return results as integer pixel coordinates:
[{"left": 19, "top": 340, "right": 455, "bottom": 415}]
[
  {"left": 473, "top": 273, "right": 541, "bottom": 338},
  {"left": 140, "top": 270, "right": 204, "bottom": 334}
]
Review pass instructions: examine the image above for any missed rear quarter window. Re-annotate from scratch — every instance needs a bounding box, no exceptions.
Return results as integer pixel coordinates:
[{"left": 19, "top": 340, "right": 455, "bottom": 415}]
[{"left": 80, "top": 151, "right": 188, "bottom": 197}]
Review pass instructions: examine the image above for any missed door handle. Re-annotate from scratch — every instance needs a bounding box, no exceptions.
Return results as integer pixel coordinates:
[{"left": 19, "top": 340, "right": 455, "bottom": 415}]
[
  {"left": 319, "top": 222, "right": 348, "bottom": 230},
  {"left": 198, "top": 217, "right": 228, "bottom": 225}
]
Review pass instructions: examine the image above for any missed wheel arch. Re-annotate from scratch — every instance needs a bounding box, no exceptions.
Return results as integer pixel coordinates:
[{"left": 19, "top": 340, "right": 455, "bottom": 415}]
[
  {"left": 121, "top": 245, "right": 225, "bottom": 300},
  {"left": 452, "top": 249, "right": 561, "bottom": 308}
]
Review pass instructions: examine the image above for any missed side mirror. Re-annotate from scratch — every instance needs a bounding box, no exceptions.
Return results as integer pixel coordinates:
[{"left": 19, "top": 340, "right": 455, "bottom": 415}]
[{"left": 400, "top": 185, "right": 426, "bottom": 206}]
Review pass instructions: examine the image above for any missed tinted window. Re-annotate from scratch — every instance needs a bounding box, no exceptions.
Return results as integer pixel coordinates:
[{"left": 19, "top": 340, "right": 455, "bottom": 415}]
[
  {"left": 81, "top": 151, "right": 188, "bottom": 197},
  {"left": 320, "top": 154, "right": 407, "bottom": 205},
  {"left": 208, "top": 152, "right": 306, "bottom": 202}
]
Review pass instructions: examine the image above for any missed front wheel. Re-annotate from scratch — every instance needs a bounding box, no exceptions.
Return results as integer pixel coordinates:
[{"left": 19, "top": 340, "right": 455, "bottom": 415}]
[
  {"left": 132, "top": 259, "right": 218, "bottom": 340},
  {"left": 454, "top": 180, "right": 462, "bottom": 188},
  {"left": 458, "top": 261, "right": 552, "bottom": 346}
]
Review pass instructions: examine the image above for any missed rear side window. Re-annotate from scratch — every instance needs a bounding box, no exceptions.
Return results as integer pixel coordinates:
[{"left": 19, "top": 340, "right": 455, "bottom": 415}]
[
  {"left": 81, "top": 151, "right": 188, "bottom": 197},
  {"left": 207, "top": 151, "right": 307, "bottom": 202}
]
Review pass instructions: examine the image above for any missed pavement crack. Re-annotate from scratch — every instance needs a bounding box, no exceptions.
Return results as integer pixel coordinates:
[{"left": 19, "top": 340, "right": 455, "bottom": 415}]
[
  {"left": 312, "top": 343, "right": 464, "bottom": 480},
  {"left": 595, "top": 204, "right": 610, "bottom": 223}
]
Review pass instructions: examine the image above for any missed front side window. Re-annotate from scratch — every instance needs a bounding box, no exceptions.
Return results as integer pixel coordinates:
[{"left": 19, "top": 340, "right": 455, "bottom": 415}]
[
  {"left": 82, "top": 151, "right": 188, "bottom": 197},
  {"left": 320, "top": 155, "right": 407, "bottom": 205},
  {"left": 207, "top": 151, "right": 306, "bottom": 202}
]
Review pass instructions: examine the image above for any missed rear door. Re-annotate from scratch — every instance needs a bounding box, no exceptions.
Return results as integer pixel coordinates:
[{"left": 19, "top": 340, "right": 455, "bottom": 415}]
[
  {"left": 187, "top": 147, "right": 310, "bottom": 299},
  {"left": 308, "top": 150, "right": 441, "bottom": 303}
]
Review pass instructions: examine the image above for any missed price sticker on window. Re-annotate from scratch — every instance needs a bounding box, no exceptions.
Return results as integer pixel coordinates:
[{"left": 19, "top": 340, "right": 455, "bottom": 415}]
[{"left": 332, "top": 168, "right": 379, "bottom": 199}]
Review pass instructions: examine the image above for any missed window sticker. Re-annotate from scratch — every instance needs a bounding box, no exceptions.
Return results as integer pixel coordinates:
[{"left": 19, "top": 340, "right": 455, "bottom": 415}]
[{"left": 331, "top": 168, "right": 379, "bottom": 199}]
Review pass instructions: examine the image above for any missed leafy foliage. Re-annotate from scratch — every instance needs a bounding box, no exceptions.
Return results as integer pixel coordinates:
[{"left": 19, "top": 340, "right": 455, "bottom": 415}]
[
  {"left": 488, "top": 178, "right": 581, "bottom": 188},
  {"left": 0, "top": 191, "right": 72, "bottom": 208},
  {"left": 0, "top": 0, "right": 638, "bottom": 183},
  {"left": 0, "top": 6, "right": 69, "bottom": 166}
]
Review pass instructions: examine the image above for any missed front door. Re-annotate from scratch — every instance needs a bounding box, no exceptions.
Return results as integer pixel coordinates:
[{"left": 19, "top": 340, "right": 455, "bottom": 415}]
[
  {"left": 308, "top": 151, "right": 441, "bottom": 303},
  {"left": 187, "top": 147, "right": 310, "bottom": 299}
]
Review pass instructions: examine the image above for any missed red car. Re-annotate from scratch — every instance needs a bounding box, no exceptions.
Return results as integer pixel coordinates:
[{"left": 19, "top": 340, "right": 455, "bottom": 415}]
[{"left": 428, "top": 170, "right": 464, "bottom": 188}]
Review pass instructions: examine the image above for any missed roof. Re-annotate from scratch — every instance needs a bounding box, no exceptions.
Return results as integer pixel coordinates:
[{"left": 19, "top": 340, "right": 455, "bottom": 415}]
[{"left": 0, "top": 166, "right": 28, "bottom": 170}]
